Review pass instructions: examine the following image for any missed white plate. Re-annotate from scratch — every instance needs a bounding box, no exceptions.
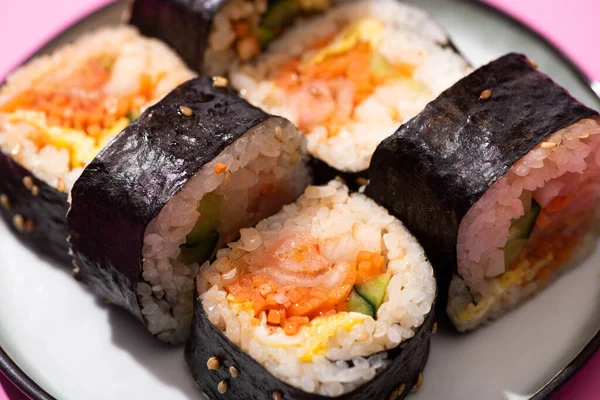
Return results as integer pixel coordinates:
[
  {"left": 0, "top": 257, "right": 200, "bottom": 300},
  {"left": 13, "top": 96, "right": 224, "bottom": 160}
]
[{"left": 1, "top": 1, "right": 600, "bottom": 400}]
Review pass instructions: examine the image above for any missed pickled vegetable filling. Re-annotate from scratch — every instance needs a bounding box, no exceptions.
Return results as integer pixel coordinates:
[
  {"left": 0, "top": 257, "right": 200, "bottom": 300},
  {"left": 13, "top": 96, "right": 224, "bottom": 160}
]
[
  {"left": 459, "top": 172, "right": 600, "bottom": 321},
  {"left": 225, "top": 233, "right": 390, "bottom": 335},
  {"left": 271, "top": 18, "right": 416, "bottom": 136},
  {"left": 229, "top": 0, "right": 331, "bottom": 61},
  {"left": 1, "top": 56, "right": 154, "bottom": 169},
  {"left": 179, "top": 173, "right": 294, "bottom": 267}
]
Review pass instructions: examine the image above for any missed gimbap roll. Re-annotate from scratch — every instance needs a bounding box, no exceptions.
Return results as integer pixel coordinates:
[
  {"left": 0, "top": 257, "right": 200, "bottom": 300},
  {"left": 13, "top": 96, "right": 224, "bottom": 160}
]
[
  {"left": 185, "top": 179, "right": 436, "bottom": 399},
  {"left": 366, "top": 53, "right": 600, "bottom": 331},
  {"left": 129, "top": 0, "right": 333, "bottom": 76},
  {"left": 231, "top": 0, "right": 469, "bottom": 185},
  {"left": 67, "top": 76, "right": 310, "bottom": 343},
  {"left": 0, "top": 27, "right": 195, "bottom": 265}
]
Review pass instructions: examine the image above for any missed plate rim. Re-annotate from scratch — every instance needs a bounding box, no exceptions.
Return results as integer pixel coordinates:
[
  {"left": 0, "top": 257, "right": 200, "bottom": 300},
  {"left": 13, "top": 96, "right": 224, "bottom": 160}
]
[{"left": 0, "top": 1, "right": 599, "bottom": 399}]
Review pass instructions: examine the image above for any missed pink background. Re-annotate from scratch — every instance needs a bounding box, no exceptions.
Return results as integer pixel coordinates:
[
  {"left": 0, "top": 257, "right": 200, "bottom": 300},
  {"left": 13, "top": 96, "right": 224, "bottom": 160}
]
[{"left": 0, "top": 0, "right": 599, "bottom": 399}]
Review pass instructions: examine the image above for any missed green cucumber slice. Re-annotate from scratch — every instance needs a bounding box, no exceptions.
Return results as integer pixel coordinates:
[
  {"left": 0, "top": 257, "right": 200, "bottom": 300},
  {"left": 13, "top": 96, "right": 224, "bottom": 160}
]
[
  {"left": 347, "top": 290, "right": 374, "bottom": 317},
  {"left": 503, "top": 238, "right": 528, "bottom": 268},
  {"left": 179, "top": 193, "right": 223, "bottom": 264},
  {"left": 354, "top": 272, "right": 391, "bottom": 311},
  {"left": 260, "top": 0, "right": 300, "bottom": 32},
  {"left": 503, "top": 197, "right": 541, "bottom": 267},
  {"left": 507, "top": 198, "right": 540, "bottom": 242}
]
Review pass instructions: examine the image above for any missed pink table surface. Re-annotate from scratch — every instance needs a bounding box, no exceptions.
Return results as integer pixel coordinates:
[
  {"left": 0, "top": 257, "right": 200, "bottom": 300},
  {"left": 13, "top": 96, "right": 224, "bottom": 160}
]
[{"left": 0, "top": 0, "right": 599, "bottom": 399}]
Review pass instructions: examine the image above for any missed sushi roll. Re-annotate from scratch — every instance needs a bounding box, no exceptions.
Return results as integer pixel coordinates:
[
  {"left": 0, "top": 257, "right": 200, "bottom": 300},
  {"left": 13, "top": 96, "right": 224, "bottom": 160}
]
[
  {"left": 67, "top": 76, "right": 310, "bottom": 343},
  {"left": 0, "top": 27, "right": 195, "bottom": 265},
  {"left": 185, "top": 179, "right": 436, "bottom": 399},
  {"left": 129, "top": 0, "right": 333, "bottom": 76},
  {"left": 366, "top": 53, "right": 600, "bottom": 331},
  {"left": 231, "top": 0, "right": 470, "bottom": 185}
]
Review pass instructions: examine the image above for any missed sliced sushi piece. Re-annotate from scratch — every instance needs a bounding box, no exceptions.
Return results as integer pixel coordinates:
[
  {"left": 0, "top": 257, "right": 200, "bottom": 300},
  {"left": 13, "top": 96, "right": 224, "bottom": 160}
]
[
  {"left": 185, "top": 179, "right": 436, "bottom": 398},
  {"left": 67, "top": 77, "right": 310, "bottom": 343},
  {"left": 366, "top": 53, "right": 600, "bottom": 331},
  {"left": 231, "top": 0, "right": 470, "bottom": 186},
  {"left": 129, "top": 0, "right": 332, "bottom": 76},
  {"left": 0, "top": 26, "right": 195, "bottom": 266}
]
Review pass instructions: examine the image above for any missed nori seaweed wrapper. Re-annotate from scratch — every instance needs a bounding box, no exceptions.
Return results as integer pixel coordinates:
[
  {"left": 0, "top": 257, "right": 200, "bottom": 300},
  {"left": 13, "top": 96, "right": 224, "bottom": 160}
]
[
  {"left": 365, "top": 53, "right": 598, "bottom": 316},
  {"left": 129, "top": 0, "right": 225, "bottom": 73},
  {"left": 67, "top": 76, "right": 272, "bottom": 330},
  {"left": 309, "top": 157, "right": 368, "bottom": 191},
  {"left": 0, "top": 153, "right": 71, "bottom": 266},
  {"left": 185, "top": 293, "right": 434, "bottom": 399}
]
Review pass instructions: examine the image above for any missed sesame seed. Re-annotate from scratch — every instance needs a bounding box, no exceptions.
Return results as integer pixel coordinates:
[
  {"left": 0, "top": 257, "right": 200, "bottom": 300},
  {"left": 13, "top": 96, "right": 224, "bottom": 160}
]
[
  {"left": 24, "top": 219, "right": 35, "bottom": 232},
  {"left": 229, "top": 365, "right": 239, "bottom": 378},
  {"left": 31, "top": 185, "right": 39, "bottom": 196},
  {"left": 479, "top": 89, "right": 492, "bottom": 100},
  {"left": 291, "top": 151, "right": 299, "bottom": 164},
  {"left": 217, "top": 380, "right": 228, "bottom": 394},
  {"left": 579, "top": 133, "right": 591, "bottom": 139},
  {"left": 22, "top": 176, "right": 33, "bottom": 190},
  {"left": 213, "top": 76, "right": 229, "bottom": 87},
  {"left": 528, "top": 58, "right": 538, "bottom": 69},
  {"left": 57, "top": 179, "right": 66, "bottom": 193},
  {"left": 11, "top": 143, "right": 22, "bottom": 156},
  {"left": 179, "top": 105, "right": 194, "bottom": 117},
  {"left": 73, "top": 266, "right": 81, "bottom": 275},
  {"left": 0, "top": 194, "right": 10, "bottom": 210},
  {"left": 272, "top": 391, "right": 283, "bottom": 400},
  {"left": 356, "top": 177, "right": 368, "bottom": 186},
  {"left": 411, "top": 372, "right": 424, "bottom": 392},
  {"left": 540, "top": 142, "right": 557, "bottom": 149},
  {"left": 207, "top": 357, "right": 220, "bottom": 370},
  {"left": 389, "top": 383, "right": 406, "bottom": 400},
  {"left": 142, "top": 258, "right": 147, "bottom": 262},
  {"left": 275, "top": 126, "right": 283, "bottom": 141},
  {"left": 214, "top": 162, "right": 227, "bottom": 174},
  {"left": 13, "top": 214, "right": 24, "bottom": 232},
  {"left": 397, "top": 384, "right": 405, "bottom": 396},
  {"left": 222, "top": 171, "right": 232, "bottom": 187}
]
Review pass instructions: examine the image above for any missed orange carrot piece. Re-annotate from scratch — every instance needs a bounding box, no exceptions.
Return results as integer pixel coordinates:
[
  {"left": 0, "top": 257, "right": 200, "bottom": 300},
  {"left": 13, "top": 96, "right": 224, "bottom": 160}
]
[
  {"left": 545, "top": 196, "right": 571, "bottom": 213},
  {"left": 267, "top": 309, "right": 283, "bottom": 325},
  {"left": 536, "top": 211, "right": 551, "bottom": 229},
  {"left": 357, "top": 251, "right": 373, "bottom": 264},
  {"left": 214, "top": 162, "right": 227, "bottom": 174},
  {"left": 233, "top": 21, "right": 250, "bottom": 37}
]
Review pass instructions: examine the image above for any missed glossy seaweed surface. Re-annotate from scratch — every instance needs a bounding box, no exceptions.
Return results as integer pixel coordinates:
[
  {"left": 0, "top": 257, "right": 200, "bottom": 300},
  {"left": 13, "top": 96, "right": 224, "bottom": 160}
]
[
  {"left": 366, "top": 53, "right": 598, "bottom": 315},
  {"left": 0, "top": 153, "right": 71, "bottom": 266},
  {"left": 129, "top": 0, "right": 225, "bottom": 73},
  {"left": 67, "top": 76, "right": 271, "bottom": 333}
]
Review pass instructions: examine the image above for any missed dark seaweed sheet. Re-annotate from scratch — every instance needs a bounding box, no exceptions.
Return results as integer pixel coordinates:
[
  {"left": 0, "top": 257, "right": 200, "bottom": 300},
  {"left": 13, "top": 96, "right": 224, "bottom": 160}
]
[
  {"left": 365, "top": 53, "right": 598, "bottom": 315},
  {"left": 129, "top": 0, "right": 225, "bottom": 73},
  {"left": 0, "top": 152, "right": 71, "bottom": 266},
  {"left": 309, "top": 157, "right": 368, "bottom": 191},
  {"left": 67, "top": 76, "right": 272, "bottom": 332},
  {"left": 185, "top": 293, "right": 434, "bottom": 400}
]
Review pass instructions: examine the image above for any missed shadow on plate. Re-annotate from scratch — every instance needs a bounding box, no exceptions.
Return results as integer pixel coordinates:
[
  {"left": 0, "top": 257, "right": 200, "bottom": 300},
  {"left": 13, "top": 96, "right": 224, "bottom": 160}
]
[{"left": 103, "top": 299, "right": 202, "bottom": 399}]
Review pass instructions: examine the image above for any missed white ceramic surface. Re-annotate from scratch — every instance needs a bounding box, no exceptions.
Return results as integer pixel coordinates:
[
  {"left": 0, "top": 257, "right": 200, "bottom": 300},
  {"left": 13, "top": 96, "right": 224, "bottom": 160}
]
[{"left": 1, "top": 1, "right": 599, "bottom": 399}]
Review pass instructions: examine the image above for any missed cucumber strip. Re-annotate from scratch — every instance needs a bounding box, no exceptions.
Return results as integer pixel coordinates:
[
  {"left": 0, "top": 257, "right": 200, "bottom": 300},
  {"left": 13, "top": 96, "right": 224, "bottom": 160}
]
[{"left": 347, "top": 290, "right": 374, "bottom": 317}]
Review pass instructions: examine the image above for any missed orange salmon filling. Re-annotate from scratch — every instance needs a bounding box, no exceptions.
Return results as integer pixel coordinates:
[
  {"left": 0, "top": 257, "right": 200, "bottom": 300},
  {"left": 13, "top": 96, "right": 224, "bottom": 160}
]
[
  {"left": 505, "top": 177, "right": 599, "bottom": 286},
  {"left": 225, "top": 234, "right": 385, "bottom": 335},
  {"left": 270, "top": 28, "right": 414, "bottom": 136},
  {"left": 0, "top": 56, "right": 155, "bottom": 167}
]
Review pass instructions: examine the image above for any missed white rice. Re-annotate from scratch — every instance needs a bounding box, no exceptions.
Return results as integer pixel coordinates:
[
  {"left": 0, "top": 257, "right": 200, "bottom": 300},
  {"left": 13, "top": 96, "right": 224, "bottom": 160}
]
[
  {"left": 204, "top": 0, "right": 268, "bottom": 76},
  {"left": 198, "top": 179, "right": 435, "bottom": 395},
  {"left": 450, "top": 117, "right": 600, "bottom": 330},
  {"left": 140, "top": 118, "right": 310, "bottom": 343},
  {"left": 0, "top": 26, "right": 195, "bottom": 191},
  {"left": 231, "top": 0, "right": 470, "bottom": 172},
  {"left": 204, "top": 0, "right": 334, "bottom": 75}
]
